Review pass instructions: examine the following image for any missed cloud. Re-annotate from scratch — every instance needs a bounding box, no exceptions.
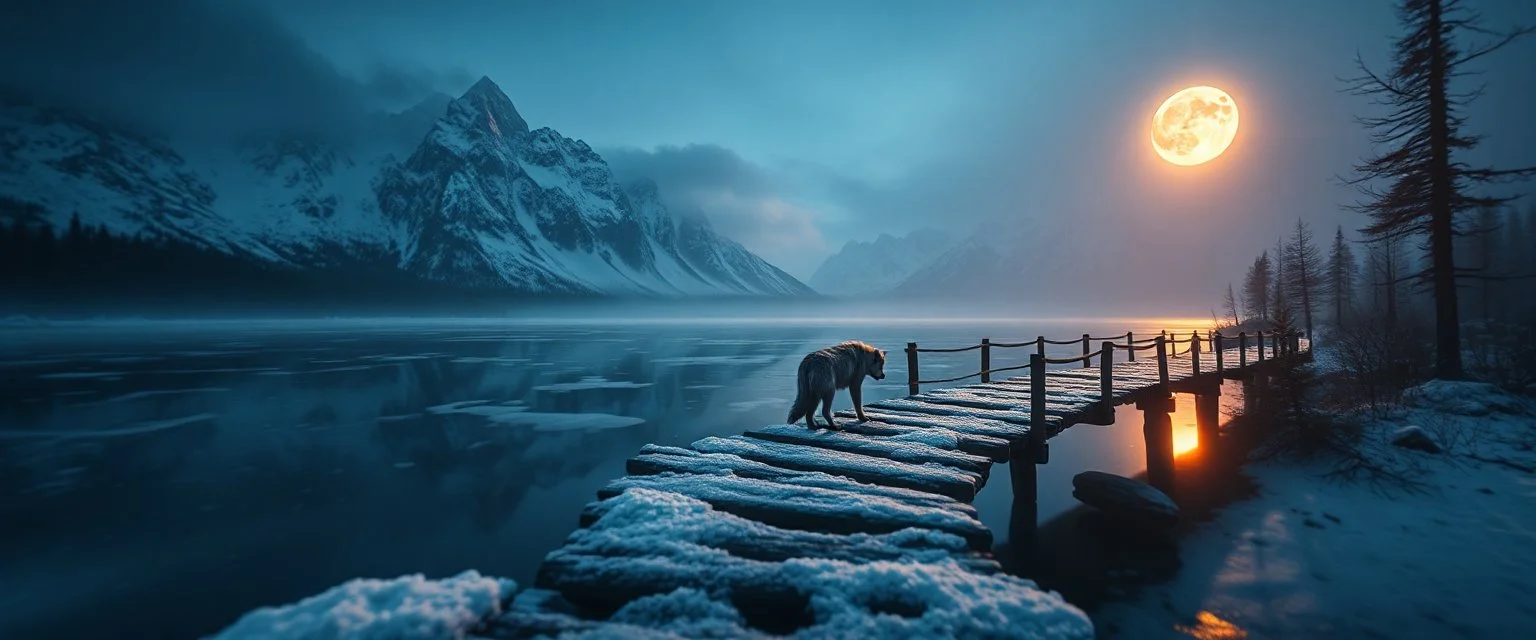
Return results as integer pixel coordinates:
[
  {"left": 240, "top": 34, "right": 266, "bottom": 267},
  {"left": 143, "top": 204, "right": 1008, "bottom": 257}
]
[
  {"left": 605, "top": 144, "right": 830, "bottom": 274},
  {"left": 0, "top": 0, "right": 464, "bottom": 139}
]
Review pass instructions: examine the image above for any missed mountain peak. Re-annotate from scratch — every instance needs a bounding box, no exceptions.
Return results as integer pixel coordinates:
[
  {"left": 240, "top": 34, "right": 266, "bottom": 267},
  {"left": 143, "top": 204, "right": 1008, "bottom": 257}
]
[{"left": 449, "top": 76, "right": 529, "bottom": 137}]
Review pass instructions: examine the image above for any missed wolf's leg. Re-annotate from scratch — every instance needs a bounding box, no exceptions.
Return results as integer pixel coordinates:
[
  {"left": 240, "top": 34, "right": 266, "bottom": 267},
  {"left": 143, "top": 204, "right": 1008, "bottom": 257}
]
[
  {"left": 850, "top": 382, "right": 867, "bottom": 422},
  {"left": 820, "top": 392, "right": 839, "bottom": 429}
]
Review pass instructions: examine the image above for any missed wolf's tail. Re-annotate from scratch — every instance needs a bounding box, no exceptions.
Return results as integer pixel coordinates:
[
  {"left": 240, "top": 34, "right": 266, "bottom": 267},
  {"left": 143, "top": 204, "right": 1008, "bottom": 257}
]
[{"left": 787, "top": 368, "right": 816, "bottom": 424}]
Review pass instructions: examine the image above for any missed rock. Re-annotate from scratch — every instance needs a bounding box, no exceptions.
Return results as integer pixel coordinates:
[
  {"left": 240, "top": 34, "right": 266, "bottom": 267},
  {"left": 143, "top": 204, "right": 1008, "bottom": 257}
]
[
  {"left": 1071, "top": 471, "right": 1180, "bottom": 530},
  {"left": 1391, "top": 425, "right": 1442, "bottom": 454}
]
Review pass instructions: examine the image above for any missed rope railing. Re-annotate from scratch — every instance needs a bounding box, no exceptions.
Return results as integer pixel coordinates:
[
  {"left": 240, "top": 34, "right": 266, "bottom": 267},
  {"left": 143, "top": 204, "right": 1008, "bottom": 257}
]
[
  {"left": 901, "top": 328, "right": 1310, "bottom": 398},
  {"left": 989, "top": 339, "right": 1040, "bottom": 348},
  {"left": 912, "top": 343, "right": 985, "bottom": 354}
]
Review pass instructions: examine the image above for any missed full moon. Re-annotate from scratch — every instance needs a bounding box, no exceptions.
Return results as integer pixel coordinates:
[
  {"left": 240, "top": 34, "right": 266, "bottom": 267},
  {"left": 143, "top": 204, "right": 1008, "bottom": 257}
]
[{"left": 1151, "top": 86, "right": 1239, "bottom": 166}]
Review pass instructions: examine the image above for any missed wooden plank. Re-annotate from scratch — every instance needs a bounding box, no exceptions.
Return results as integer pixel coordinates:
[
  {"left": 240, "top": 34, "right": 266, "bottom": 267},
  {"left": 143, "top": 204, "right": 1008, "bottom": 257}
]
[
  {"left": 626, "top": 445, "right": 976, "bottom": 516},
  {"left": 689, "top": 436, "right": 982, "bottom": 502},
  {"left": 743, "top": 424, "right": 993, "bottom": 478},
  {"left": 593, "top": 473, "right": 993, "bottom": 550},
  {"left": 921, "top": 386, "right": 1097, "bottom": 412},
  {"left": 574, "top": 490, "right": 1000, "bottom": 573},
  {"left": 837, "top": 409, "right": 1030, "bottom": 442},
  {"left": 866, "top": 397, "right": 1061, "bottom": 430},
  {"left": 831, "top": 419, "right": 1012, "bottom": 461}
]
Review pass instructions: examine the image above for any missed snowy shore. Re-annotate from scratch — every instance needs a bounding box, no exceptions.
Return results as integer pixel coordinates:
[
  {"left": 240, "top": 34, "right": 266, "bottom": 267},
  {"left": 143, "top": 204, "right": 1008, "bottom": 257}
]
[{"left": 1094, "top": 380, "right": 1536, "bottom": 639}]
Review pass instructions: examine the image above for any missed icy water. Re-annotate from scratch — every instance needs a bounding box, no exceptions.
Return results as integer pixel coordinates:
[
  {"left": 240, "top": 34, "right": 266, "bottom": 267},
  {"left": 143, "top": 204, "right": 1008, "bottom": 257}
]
[{"left": 0, "top": 315, "right": 1216, "bottom": 639}]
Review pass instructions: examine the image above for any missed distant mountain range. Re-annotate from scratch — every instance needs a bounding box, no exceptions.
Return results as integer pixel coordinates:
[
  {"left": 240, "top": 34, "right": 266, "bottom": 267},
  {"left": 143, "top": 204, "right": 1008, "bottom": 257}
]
[
  {"left": 0, "top": 76, "right": 811, "bottom": 299},
  {"left": 807, "top": 229, "right": 959, "bottom": 297},
  {"left": 809, "top": 221, "right": 1089, "bottom": 302}
]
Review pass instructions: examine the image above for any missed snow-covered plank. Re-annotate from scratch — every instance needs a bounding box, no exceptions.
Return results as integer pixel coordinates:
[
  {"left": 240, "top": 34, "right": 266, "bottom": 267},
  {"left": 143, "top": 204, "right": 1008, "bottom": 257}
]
[
  {"left": 742, "top": 424, "right": 993, "bottom": 478},
  {"left": 534, "top": 551, "right": 1091, "bottom": 639},
  {"left": 626, "top": 445, "right": 977, "bottom": 516},
  {"left": 689, "top": 435, "right": 982, "bottom": 502},
  {"left": 829, "top": 419, "right": 1012, "bottom": 461},
  {"left": 567, "top": 488, "right": 1000, "bottom": 574},
  {"left": 866, "top": 397, "right": 1061, "bottom": 430},
  {"left": 837, "top": 409, "right": 1030, "bottom": 443},
  {"left": 592, "top": 473, "right": 993, "bottom": 550}
]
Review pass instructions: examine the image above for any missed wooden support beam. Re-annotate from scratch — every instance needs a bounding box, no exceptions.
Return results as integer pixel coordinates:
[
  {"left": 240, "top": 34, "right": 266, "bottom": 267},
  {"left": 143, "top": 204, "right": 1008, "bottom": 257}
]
[
  {"left": 1156, "top": 335, "right": 1169, "bottom": 387},
  {"left": 1239, "top": 332, "right": 1248, "bottom": 368},
  {"left": 1127, "top": 331, "right": 1136, "bottom": 362},
  {"left": 1138, "top": 394, "right": 1176, "bottom": 495},
  {"left": 980, "top": 337, "right": 991, "bottom": 383},
  {"left": 1099, "top": 340, "right": 1114, "bottom": 409},
  {"left": 1190, "top": 330, "right": 1201, "bottom": 374},
  {"left": 1257, "top": 331, "right": 1266, "bottom": 362},
  {"left": 1214, "top": 333, "right": 1224, "bottom": 371},
  {"left": 1195, "top": 390, "right": 1221, "bottom": 455},
  {"left": 906, "top": 341, "right": 920, "bottom": 396},
  {"left": 1081, "top": 333, "right": 1091, "bottom": 368}
]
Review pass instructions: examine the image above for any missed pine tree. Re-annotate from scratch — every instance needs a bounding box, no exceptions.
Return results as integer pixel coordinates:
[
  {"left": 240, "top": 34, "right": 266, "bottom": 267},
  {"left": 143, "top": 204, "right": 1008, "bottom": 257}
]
[
  {"left": 1284, "top": 219, "right": 1324, "bottom": 339},
  {"left": 1325, "top": 226, "right": 1358, "bottom": 328},
  {"left": 1223, "top": 282, "right": 1241, "bottom": 326},
  {"left": 1270, "top": 237, "right": 1287, "bottom": 323},
  {"left": 1243, "top": 252, "right": 1271, "bottom": 322},
  {"left": 1342, "top": 0, "right": 1536, "bottom": 379}
]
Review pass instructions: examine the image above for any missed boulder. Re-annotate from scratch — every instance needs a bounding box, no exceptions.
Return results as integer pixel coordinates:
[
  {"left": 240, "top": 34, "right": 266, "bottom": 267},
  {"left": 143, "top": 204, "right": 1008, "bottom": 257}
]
[
  {"left": 1071, "top": 471, "right": 1179, "bottom": 530},
  {"left": 1391, "top": 425, "right": 1442, "bottom": 454}
]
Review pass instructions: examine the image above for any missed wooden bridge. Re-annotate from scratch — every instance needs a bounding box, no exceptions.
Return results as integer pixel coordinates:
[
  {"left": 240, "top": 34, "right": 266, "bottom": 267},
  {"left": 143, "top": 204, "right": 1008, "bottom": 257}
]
[{"left": 484, "top": 329, "right": 1310, "bottom": 637}]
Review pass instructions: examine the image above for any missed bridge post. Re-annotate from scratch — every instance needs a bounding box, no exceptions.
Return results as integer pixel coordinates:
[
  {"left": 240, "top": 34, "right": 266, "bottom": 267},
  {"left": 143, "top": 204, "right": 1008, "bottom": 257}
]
[
  {"left": 1214, "top": 332, "right": 1224, "bottom": 371},
  {"left": 905, "top": 342, "right": 920, "bottom": 396},
  {"left": 1239, "top": 332, "right": 1248, "bottom": 368},
  {"left": 1156, "top": 335, "right": 1169, "bottom": 387},
  {"left": 980, "top": 338, "right": 991, "bottom": 383},
  {"left": 1190, "top": 330, "right": 1201, "bottom": 373},
  {"left": 1099, "top": 342, "right": 1114, "bottom": 401},
  {"left": 1257, "top": 331, "right": 1266, "bottom": 362},
  {"left": 1195, "top": 387, "right": 1221, "bottom": 455},
  {"left": 1137, "top": 393, "right": 1176, "bottom": 495},
  {"left": 1035, "top": 336, "right": 1045, "bottom": 359},
  {"left": 1081, "top": 334, "right": 1091, "bottom": 368},
  {"left": 1028, "top": 353, "right": 1048, "bottom": 464},
  {"left": 1009, "top": 353, "right": 1049, "bottom": 553},
  {"left": 1127, "top": 331, "right": 1135, "bottom": 362}
]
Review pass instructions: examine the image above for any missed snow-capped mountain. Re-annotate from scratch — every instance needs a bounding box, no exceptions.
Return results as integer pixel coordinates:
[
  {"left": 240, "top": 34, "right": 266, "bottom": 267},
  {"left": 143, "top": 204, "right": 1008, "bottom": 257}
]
[
  {"left": 0, "top": 78, "right": 810, "bottom": 298},
  {"left": 808, "top": 229, "right": 959, "bottom": 297}
]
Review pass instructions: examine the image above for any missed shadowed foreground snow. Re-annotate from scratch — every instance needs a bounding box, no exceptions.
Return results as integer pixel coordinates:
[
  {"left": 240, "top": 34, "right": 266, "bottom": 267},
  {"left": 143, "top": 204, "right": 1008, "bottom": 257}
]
[
  {"left": 212, "top": 571, "right": 517, "bottom": 639},
  {"left": 1095, "top": 380, "right": 1536, "bottom": 639}
]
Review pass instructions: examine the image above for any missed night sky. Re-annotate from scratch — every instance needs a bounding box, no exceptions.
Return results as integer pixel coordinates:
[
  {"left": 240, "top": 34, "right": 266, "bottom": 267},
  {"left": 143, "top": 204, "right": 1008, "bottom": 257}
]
[{"left": 3, "top": 0, "right": 1533, "bottom": 305}]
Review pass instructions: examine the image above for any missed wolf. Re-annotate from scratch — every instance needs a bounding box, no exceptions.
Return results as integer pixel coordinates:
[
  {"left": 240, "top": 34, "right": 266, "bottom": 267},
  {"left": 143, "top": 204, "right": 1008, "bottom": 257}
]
[{"left": 786, "top": 340, "right": 886, "bottom": 430}]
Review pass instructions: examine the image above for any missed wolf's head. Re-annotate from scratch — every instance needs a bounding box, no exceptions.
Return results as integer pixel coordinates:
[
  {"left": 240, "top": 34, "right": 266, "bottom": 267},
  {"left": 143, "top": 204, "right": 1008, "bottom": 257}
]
[{"left": 865, "top": 346, "right": 886, "bottom": 381}]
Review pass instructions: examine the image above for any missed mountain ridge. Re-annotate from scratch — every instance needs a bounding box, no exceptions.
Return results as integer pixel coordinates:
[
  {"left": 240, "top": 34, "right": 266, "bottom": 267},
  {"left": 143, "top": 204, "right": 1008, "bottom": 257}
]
[{"left": 0, "top": 76, "right": 812, "bottom": 301}]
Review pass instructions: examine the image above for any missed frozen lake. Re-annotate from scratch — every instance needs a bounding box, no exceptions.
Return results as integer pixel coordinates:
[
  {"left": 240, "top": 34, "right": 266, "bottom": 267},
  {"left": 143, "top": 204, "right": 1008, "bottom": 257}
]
[{"left": 0, "top": 315, "right": 1224, "bottom": 639}]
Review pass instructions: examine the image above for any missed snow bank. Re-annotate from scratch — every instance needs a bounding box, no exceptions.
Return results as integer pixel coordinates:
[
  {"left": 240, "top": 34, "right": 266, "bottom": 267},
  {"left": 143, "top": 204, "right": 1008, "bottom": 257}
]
[
  {"left": 1401, "top": 379, "right": 1530, "bottom": 417},
  {"left": 211, "top": 571, "right": 515, "bottom": 640}
]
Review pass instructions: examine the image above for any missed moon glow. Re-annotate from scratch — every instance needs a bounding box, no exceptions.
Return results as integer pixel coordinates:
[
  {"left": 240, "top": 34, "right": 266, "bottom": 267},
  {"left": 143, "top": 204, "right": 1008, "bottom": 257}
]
[{"left": 1151, "top": 86, "right": 1239, "bottom": 166}]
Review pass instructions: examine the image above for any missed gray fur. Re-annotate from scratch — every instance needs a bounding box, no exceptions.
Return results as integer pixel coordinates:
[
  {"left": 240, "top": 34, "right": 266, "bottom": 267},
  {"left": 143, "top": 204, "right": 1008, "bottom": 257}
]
[{"left": 787, "top": 340, "right": 887, "bottom": 430}]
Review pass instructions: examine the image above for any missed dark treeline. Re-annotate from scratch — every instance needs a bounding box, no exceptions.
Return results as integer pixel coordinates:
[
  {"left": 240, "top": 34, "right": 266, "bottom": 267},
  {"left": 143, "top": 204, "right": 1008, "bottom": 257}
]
[{"left": 0, "top": 200, "right": 570, "bottom": 316}]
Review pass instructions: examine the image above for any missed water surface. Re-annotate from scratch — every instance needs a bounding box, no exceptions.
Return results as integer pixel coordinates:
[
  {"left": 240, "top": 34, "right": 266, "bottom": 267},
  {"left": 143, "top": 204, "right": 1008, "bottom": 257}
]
[{"left": 0, "top": 315, "right": 1212, "bottom": 639}]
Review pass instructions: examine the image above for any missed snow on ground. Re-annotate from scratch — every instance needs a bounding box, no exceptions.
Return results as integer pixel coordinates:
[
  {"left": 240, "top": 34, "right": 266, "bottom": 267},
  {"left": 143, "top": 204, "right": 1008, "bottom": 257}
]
[
  {"left": 1094, "top": 380, "right": 1536, "bottom": 639},
  {"left": 211, "top": 571, "right": 516, "bottom": 640}
]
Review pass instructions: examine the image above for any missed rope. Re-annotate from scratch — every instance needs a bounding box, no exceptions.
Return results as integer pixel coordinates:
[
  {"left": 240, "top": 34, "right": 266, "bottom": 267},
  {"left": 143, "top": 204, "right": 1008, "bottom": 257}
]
[
  {"left": 1087, "top": 334, "right": 1127, "bottom": 341},
  {"left": 1040, "top": 337, "right": 1084, "bottom": 345},
  {"left": 1129, "top": 336, "right": 1162, "bottom": 344},
  {"left": 913, "top": 343, "right": 983, "bottom": 354},
  {"left": 989, "top": 339, "right": 1040, "bottom": 348},
  {"left": 1111, "top": 342, "right": 1162, "bottom": 352}
]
